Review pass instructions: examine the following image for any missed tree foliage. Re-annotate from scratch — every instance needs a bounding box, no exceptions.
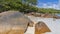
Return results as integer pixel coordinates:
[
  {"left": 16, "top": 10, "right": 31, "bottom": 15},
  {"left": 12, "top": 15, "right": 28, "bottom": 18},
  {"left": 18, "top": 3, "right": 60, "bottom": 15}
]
[
  {"left": 0, "top": 0, "right": 37, "bottom": 13},
  {"left": 0, "top": 0, "right": 60, "bottom": 14},
  {"left": 38, "top": 8, "right": 60, "bottom": 14}
]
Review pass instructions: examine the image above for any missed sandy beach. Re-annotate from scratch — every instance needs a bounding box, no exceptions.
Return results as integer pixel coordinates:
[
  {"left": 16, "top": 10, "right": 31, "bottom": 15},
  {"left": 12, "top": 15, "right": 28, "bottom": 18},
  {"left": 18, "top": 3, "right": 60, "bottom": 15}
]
[{"left": 25, "top": 16, "right": 60, "bottom": 34}]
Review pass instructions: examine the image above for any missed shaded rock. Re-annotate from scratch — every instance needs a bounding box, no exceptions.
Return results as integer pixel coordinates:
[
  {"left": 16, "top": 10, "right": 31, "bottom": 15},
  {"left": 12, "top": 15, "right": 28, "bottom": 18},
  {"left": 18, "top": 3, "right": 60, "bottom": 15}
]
[
  {"left": 53, "top": 15, "right": 60, "bottom": 19},
  {"left": 0, "top": 11, "right": 34, "bottom": 34},
  {"left": 25, "top": 12, "right": 54, "bottom": 18},
  {"left": 43, "top": 14, "right": 53, "bottom": 18},
  {"left": 34, "top": 13, "right": 41, "bottom": 17},
  {"left": 25, "top": 12, "right": 36, "bottom": 16},
  {"left": 35, "top": 21, "right": 51, "bottom": 34}
]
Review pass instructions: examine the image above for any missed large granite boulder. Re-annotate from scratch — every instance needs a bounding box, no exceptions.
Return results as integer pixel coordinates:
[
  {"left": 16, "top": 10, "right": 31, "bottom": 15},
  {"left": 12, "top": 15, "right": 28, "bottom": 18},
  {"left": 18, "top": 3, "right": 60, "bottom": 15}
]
[
  {"left": 0, "top": 11, "right": 34, "bottom": 34},
  {"left": 35, "top": 21, "right": 51, "bottom": 34}
]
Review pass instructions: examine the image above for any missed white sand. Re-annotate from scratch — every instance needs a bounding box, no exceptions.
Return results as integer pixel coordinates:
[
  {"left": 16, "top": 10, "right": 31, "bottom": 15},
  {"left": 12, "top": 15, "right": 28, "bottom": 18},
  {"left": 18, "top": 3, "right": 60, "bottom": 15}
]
[
  {"left": 24, "top": 27, "right": 35, "bottom": 34},
  {"left": 25, "top": 16, "right": 60, "bottom": 34}
]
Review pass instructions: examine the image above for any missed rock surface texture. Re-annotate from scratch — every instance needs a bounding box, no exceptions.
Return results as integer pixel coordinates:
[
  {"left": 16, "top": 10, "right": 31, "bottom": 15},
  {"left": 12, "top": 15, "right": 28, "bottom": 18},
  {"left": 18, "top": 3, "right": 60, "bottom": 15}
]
[
  {"left": 0, "top": 11, "right": 34, "bottom": 34},
  {"left": 35, "top": 21, "right": 51, "bottom": 34}
]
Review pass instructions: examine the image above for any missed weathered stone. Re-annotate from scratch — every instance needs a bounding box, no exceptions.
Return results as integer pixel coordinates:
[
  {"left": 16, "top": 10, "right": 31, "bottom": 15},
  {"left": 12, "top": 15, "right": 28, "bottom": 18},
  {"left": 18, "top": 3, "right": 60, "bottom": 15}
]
[
  {"left": 44, "top": 14, "right": 53, "bottom": 18},
  {"left": 35, "top": 21, "right": 51, "bottom": 34},
  {"left": 0, "top": 11, "right": 34, "bottom": 34},
  {"left": 53, "top": 16, "right": 60, "bottom": 19}
]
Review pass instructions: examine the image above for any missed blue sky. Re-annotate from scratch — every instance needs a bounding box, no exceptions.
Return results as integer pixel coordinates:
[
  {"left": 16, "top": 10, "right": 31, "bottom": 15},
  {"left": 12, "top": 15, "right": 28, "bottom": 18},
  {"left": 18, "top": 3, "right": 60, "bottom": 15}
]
[
  {"left": 37, "top": 0, "right": 60, "bottom": 10},
  {"left": 38, "top": 0, "right": 58, "bottom": 4}
]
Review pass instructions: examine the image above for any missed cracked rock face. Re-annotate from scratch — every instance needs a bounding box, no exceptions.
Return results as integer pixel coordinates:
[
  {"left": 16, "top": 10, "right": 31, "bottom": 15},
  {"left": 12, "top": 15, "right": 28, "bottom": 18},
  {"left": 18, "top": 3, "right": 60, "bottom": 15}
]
[{"left": 0, "top": 11, "right": 34, "bottom": 34}]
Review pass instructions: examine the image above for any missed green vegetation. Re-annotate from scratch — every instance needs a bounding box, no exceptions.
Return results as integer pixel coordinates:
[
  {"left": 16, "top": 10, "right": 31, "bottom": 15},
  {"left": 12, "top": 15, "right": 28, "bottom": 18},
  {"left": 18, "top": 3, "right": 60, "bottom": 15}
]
[
  {"left": 0, "top": 0, "right": 37, "bottom": 13},
  {"left": 0, "top": 0, "right": 60, "bottom": 14},
  {"left": 38, "top": 8, "right": 60, "bottom": 14}
]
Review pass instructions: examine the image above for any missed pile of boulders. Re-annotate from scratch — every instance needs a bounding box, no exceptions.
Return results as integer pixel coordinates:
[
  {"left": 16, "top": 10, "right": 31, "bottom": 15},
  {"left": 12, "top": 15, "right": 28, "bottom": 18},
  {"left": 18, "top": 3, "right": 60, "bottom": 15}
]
[
  {"left": 53, "top": 15, "right": 60, "bottom": 19},
  {"left": 0, "top": 11, "right": 59, "bottom": 34},
  {"left": 42, "top": 13, "right": 53, "bottom": 18},
  {"left": 26, "top": 12, "right": 53, "bottom": 18},
  {"left": 26, "top": 12, "right": 60, "bottom": 19}
]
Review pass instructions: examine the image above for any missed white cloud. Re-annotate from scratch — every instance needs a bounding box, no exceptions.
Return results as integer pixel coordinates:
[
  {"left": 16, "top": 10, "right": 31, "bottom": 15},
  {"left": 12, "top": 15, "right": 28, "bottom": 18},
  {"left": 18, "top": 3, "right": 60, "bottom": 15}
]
[
  {"left": 42, "top": 3, "right": 60, "bottom": 10},
  {"left": 53, "top": 4, "right": 60, "bottom": 9},
  {"left": 37, "top": 2, "right": 60, "bottom": 10},
  {"left": 42, "top": 3, "right": 48, "bottom": 8}
]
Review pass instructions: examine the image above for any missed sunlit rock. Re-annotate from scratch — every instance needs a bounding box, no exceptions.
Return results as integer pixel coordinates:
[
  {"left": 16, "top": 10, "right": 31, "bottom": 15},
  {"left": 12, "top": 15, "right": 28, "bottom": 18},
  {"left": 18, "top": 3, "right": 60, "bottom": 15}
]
[
  {"left": 0, "top": 11, "right": 34, "bottom": 34},
  {"left": 35, "top": 21, "right": 51, "bottom": 34}
]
